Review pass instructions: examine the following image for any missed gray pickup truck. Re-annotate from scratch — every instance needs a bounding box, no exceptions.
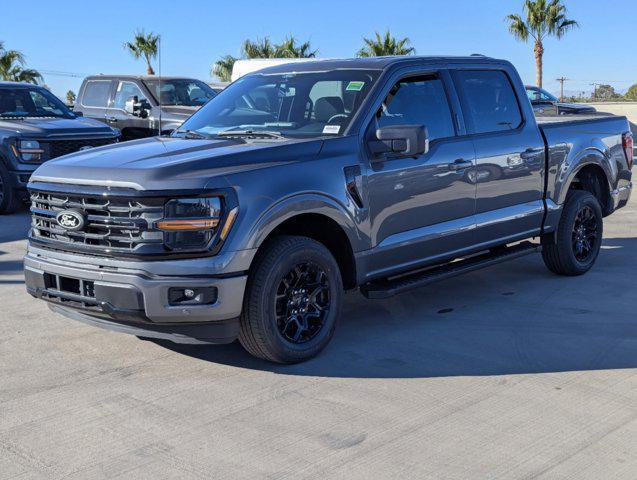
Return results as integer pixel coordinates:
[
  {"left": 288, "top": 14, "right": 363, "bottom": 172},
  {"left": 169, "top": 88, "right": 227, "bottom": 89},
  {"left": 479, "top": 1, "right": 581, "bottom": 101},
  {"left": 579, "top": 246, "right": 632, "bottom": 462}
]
[
  {"left": 24, "top": 56, "right": 633, "bottom": 363},
  {"left": 74, "top": 75, "right": 216, "bottom": 140}
]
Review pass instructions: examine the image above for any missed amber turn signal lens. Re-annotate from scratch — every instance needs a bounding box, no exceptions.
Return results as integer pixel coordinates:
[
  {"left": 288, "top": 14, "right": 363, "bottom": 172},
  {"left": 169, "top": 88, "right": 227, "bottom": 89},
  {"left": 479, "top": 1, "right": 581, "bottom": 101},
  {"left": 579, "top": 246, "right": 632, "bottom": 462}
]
[
  {"left": 156, "top": 219, "right": 219, "bottom": 231},
  {"left": 220, "top": 207, "right": 238, "bottom": 240}
]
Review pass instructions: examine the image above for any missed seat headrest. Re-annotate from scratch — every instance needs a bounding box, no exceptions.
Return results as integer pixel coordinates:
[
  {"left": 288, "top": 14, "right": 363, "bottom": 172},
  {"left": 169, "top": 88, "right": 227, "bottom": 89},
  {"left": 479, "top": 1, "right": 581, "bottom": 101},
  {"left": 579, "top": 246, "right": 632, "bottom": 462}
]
[{"left": 314, "top": 96, "right": 344, "bottom": 122}]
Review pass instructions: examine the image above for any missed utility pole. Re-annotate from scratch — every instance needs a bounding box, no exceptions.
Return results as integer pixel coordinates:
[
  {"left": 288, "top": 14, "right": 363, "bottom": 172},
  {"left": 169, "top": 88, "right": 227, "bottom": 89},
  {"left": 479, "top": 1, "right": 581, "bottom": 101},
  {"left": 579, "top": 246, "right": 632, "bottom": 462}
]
[
  {"left": 590, "top": 83, "right": 599, "bottom": 101},
  {"left": 556, "top": 77, "right": 568, "bottom": 101}
]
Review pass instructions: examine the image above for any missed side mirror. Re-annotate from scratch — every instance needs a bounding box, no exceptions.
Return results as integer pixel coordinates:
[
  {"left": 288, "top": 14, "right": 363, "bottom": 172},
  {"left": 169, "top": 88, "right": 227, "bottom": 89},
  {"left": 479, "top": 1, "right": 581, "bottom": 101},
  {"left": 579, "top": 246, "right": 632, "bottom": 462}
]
[
  {"left": 124, "top": 96, "right": 138, "bottom": 115},
  {"left": 373, "top": 124, "right": 429, "bottom": 158}
]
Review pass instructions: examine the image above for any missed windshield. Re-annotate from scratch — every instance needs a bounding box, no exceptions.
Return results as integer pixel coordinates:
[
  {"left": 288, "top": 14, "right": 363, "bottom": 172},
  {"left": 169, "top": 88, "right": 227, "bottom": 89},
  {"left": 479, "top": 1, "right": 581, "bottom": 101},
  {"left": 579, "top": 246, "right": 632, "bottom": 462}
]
[
  {"left": 526, "top": 87, "right": 557, "bottom": 103},
  {"left": 143, "top": 79, "right": 216, "bottom": 107},
  {"left": 0, "top": 87, "right": 74, "bottom": 118},
  {"left": 176, "top": 69, "right": 380, "bottom": 138}
]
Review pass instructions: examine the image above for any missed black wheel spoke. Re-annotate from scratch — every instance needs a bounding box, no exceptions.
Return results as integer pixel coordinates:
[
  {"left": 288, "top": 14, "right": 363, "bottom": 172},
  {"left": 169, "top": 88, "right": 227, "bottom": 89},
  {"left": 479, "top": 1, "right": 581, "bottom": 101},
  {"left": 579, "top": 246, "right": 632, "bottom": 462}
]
[
  {"left": 275, "top": 261, "right": 331, "bottom": 344},
  {"left": 571, "top": 205, "right": 600, "bottom": 262}
]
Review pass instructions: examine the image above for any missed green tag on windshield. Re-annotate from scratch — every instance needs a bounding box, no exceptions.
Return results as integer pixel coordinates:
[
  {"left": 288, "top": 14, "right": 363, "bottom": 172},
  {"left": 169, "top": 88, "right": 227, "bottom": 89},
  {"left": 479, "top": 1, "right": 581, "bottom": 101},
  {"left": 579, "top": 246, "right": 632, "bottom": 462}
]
[{"left": 346, "top": 81, "right": 365, "bottom": 91}]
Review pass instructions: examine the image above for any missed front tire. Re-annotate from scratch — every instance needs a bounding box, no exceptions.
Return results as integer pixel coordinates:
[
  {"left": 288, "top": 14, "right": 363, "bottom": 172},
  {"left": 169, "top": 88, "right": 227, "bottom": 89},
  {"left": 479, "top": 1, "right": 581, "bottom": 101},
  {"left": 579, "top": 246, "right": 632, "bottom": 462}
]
[
  {"left": 542, "top": 190, "right": 603, "bottom": 276},
  {"left": 239, "top": 236, "right": 343, "bottom": 363}
]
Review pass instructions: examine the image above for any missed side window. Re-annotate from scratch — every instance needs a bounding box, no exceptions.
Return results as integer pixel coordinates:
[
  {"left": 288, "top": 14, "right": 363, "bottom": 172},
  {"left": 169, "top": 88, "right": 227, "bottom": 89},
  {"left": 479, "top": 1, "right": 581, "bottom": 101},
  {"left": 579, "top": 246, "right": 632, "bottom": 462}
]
[
  {"left": 81, "top": 81, "right": 111, "bottom": 108},
  {"left": 113, "top": 81, "right": 146, "bottom": 110},
  {"left": 377, "top": 76, "right": 455, "bottom": 141},
  {"left": 454, "top": 70, "right": 523, "bottom": 134}
]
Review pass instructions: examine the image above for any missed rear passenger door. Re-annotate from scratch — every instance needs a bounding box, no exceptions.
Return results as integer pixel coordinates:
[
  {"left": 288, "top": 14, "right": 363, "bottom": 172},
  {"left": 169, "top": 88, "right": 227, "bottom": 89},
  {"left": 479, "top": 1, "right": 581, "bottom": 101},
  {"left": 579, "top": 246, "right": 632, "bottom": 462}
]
[
  {"left": 78, "top": 79, "right": 113, "bottom": 124},
  {"left": 452, "top": 69, "right": 545, "bottom": 245}
]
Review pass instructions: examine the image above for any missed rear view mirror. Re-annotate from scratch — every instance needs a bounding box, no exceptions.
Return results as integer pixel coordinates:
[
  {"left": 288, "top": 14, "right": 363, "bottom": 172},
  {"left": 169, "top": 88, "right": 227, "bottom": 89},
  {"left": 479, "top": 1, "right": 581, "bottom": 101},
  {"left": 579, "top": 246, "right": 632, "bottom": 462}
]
[{"left": 373, "top": 125, "right": 429, "bottom": 158}]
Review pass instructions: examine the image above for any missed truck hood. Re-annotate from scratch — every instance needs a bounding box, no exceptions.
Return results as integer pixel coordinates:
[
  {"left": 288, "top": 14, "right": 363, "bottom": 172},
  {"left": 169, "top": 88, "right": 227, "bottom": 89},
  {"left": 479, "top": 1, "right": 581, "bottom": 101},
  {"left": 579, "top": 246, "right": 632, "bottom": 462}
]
[
  {"left": 31, "top": 136, "right": 324, "bottom": 191},
  {"left": 0, "top": 116, "right": 116, "bottom": 137}
]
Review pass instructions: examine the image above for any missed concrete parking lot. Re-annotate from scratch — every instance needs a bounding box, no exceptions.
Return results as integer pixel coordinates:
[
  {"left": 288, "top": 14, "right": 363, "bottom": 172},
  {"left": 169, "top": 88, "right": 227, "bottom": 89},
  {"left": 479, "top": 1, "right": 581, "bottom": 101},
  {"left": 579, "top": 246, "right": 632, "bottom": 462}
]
[{"left": 1, "top": 195, "right": 636, "bottom": 480}]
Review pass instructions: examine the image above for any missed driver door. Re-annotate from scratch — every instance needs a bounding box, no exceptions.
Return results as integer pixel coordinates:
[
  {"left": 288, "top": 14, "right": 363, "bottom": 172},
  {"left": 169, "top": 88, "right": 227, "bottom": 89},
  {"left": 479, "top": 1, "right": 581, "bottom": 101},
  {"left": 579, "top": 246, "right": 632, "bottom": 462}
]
[
  {"left": 363, "top": 70, "right": 477, "bottom": 280},
  {"left": 107, "top": 80, "right": 152, "bottom": 140}
]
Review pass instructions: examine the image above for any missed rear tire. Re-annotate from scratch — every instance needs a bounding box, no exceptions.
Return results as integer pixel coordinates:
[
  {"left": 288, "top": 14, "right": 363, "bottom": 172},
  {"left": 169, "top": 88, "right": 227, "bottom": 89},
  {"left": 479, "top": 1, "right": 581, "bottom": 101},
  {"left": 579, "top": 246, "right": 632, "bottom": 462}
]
[
  {"left": 542, "top": 190, "right": 603, "bottom": 276},
  {"left": 238, "top": 236, "right": 343, "bottom": 364},
  {"left": 0, "top": 162, "right": 20, "bottom": 215}
]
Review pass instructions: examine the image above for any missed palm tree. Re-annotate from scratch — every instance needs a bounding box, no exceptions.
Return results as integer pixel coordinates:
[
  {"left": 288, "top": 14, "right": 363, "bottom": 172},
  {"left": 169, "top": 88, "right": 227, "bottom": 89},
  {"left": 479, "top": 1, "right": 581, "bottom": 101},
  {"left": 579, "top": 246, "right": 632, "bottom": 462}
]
[
  {"left": 506, "top": 0, "right": 578, "bottom": 88},
  {"left": 212, "top": 36, "right": 316, "bottom": 82},
  {"left": 212, "top": 55, "right": 237, "bottom": 82},
  {"left": 357, "top": 30, "right": 415, "bottom": 57},
  {"left": 123, "top": 29, "right": 160, "bottom": 75},
  {"left": 275, "top": 36, "right": 317, "bottom": 58},
  {"left": 242, "top": 38, "right": 276, "bottom": 59},
  {"left": 0, "top": 42, "right": 42, "bottom": 84},
  {"left": 66, "top": 90, "right": 76, "bottom": 105}
]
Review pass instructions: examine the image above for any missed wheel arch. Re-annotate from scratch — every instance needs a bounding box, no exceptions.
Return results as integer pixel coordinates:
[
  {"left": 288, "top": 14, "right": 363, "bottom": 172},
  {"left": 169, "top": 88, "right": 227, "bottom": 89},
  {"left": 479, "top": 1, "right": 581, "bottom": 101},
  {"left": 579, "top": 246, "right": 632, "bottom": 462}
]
[
  {"left": 243, "top": 194, "right": 363, "bottom": 290},
  {"left": 556, "top": 148, "right": 614, "bottom": 216}
]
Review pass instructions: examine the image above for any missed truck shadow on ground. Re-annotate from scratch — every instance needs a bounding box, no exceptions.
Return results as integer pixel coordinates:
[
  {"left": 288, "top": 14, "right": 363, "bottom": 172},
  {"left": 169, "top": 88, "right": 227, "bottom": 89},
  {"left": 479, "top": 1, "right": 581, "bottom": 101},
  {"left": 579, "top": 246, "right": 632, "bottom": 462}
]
[{"left": 157, "top": 236, "right": 637, "bottom": 378}]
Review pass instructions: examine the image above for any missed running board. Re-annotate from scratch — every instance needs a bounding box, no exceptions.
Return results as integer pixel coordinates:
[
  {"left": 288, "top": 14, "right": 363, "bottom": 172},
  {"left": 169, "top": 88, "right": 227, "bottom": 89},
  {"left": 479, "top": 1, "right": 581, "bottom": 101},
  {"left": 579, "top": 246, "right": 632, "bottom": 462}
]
[{"left": 360, "top": 241, "right": 541, "bottom": 299}]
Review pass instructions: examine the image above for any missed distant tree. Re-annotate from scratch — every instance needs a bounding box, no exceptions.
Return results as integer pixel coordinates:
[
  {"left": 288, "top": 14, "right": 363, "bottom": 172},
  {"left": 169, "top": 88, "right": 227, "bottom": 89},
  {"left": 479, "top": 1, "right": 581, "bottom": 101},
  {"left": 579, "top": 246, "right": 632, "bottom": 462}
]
[
  {"left": 0, "top": 41, "right": 42, "bottom": 84},
  {"left": 506, "top": 0, "right": 578, "bottom": 88},
  {"left": 357, "top": 30, "right": 415, "bottom": 57},
  {"left": 242, "top": 37, "right": 276, "bottom": 59},
  {"left": 212, "top": 36, "right": 316, "bottom": 82},
  {"left": 275, "top": 36, "right": 317, "bottom": 58},
  {"left": 211, "top": 55, "right": 237, "bottom": 82},
  {"left": 66, "top": 90, "right": 76, "bottom": 105},
  {"left": 626, "top": 83, "right": 637, "bottom": 101},
  {"left": 593, "top": 84, "right": 622, "bottom": 101},
  {"left": 123, "top": 29, "right": 159, "bottom": 75}
]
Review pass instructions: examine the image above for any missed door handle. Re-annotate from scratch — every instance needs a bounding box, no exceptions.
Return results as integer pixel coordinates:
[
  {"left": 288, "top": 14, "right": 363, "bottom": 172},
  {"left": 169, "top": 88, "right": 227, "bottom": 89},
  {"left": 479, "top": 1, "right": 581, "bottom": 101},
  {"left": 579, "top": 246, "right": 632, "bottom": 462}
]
[
  {"left": 106, "top": 116, "right": 118, "bottom": 123},
  {"left": 448, "top": 159, "right": 473, "bottom": 171},
  {"left": 520, "top": 147, "right": 544, "bottom": 160}
]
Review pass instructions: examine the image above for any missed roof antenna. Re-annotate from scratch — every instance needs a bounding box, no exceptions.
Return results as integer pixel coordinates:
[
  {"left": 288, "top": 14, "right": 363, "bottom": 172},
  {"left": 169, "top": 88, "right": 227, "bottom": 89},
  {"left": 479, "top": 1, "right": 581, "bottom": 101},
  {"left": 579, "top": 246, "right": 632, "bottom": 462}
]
[{"left": 157, "top": 35, "right": 162, "bottom": 137}]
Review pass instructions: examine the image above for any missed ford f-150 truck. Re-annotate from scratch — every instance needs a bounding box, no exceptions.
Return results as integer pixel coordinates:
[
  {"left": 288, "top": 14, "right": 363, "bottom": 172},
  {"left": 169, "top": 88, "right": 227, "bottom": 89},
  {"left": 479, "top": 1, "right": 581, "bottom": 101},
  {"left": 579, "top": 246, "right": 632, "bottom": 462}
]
[
  {"left": 74, "top": 75, "right": 217, "bottom": 140},
  {"left": 0, "top": 82, "right": 119, "bottom": 214},
  {"left": 24, "top": 56, "right": 633, "bottom": 363}
]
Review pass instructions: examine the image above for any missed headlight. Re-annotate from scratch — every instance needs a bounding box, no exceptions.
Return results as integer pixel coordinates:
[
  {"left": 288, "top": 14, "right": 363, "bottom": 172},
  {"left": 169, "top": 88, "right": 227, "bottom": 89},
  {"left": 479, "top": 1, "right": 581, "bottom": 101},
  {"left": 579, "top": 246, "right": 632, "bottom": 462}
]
[
  {"left": 155, "top": 196, "right": 237, "bottom": 252},
  {"left": 16, "top": 140, "right": 45, "bottom": 163}
]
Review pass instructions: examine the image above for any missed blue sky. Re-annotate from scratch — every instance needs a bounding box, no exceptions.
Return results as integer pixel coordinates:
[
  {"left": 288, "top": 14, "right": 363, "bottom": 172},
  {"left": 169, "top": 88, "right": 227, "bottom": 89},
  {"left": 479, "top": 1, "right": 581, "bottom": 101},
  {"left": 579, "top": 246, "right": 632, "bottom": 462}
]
[{"left": 2, "top": 0, "right": 633, "bottom": 98}]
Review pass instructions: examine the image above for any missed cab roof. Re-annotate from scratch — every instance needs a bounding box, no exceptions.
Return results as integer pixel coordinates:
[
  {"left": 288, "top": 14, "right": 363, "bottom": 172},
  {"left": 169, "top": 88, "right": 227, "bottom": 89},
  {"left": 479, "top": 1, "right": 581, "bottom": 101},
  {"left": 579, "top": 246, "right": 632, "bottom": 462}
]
[{"left": 251, "top": 55, "right": 505, "bottom": 75}]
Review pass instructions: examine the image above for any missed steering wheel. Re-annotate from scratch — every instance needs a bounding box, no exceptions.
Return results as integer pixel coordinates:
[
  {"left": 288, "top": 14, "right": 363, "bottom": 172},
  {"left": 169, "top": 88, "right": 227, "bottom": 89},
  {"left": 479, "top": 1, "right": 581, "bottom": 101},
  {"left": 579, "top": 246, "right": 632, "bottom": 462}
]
[{"left": 327, "top": 113, "right": 349, "bottom": 124}]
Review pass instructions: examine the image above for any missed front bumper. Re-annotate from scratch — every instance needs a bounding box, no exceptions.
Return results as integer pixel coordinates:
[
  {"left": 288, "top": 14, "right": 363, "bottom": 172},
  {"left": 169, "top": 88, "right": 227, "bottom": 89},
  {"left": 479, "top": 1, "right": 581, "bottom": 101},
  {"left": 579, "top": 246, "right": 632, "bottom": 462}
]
[{"left": 24, "top": 244, "right": 254, "bottom": 344}]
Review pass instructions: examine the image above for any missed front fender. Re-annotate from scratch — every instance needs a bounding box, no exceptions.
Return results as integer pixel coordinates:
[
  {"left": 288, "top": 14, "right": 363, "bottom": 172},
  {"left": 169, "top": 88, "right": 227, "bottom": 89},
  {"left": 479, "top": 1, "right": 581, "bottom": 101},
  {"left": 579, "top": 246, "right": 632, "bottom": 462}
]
[{"left": 240, "top": 192, "right": 366, "bottom": 253}]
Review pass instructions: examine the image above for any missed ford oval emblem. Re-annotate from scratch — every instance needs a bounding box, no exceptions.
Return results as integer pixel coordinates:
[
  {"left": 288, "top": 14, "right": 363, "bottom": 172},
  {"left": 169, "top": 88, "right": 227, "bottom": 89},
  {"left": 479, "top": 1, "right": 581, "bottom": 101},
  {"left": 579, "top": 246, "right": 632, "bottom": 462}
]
[{"left": 56, "top": 210, "right": 85, "bottom": 231}]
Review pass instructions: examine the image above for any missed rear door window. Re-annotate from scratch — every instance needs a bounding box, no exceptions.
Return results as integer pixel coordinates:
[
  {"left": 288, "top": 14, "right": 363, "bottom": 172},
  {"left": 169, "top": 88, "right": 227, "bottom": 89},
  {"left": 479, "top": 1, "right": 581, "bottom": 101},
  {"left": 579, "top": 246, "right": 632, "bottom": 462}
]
[
  {"left": 453, "top": 70, "right": 523, "bottom": 134},
  {"left": 81, "top": 80, "right": 112, "bottom": 108},
  {"left": 377, "top": 75, "right": 456, "bottom": 141}
]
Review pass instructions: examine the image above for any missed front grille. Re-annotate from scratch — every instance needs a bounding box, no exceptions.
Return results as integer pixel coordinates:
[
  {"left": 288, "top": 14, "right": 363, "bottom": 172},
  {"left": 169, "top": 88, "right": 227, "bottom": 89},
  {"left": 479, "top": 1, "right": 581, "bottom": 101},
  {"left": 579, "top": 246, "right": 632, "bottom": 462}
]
[
  {"left": 45, "top": 137, "right": 117, "bottom": 159},
  {"left": 30, "top": 190, "right": 164, "bottom": 254}
]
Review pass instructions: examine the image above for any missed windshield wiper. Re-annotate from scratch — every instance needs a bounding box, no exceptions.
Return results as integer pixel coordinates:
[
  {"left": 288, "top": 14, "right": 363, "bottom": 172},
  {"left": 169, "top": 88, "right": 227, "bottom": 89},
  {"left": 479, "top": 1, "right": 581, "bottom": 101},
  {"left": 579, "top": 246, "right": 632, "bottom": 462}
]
[
  {"left": 216, "top": 129, "right": 286, "bottom": 139},
  {"left": 174, "top": 129, "right": 210, "bottom": 139}
]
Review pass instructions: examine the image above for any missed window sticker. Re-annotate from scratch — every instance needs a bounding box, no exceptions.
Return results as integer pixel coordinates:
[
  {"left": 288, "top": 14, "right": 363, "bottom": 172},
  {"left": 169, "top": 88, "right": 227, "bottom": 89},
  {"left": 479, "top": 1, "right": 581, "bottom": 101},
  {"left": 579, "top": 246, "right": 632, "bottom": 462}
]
[
  {"left": 346, "top": 81, "right": 365, "bottom": 91},
  {"left": 322, "top": 125, "right": 341, "bottom": 134}
]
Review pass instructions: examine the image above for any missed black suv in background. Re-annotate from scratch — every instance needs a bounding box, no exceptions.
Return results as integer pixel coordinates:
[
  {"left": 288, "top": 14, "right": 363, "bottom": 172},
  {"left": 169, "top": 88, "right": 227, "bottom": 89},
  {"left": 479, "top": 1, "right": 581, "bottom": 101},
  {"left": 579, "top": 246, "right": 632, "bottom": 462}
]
[
  {"left": 525, "top": 85, "right": 597, "bottom": 116},
  {"left": 74, "top": 76, "right": 217, "bottom": 140},
  {"left": 0, "top": 82, "right": 119, "bottom": 213}
]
